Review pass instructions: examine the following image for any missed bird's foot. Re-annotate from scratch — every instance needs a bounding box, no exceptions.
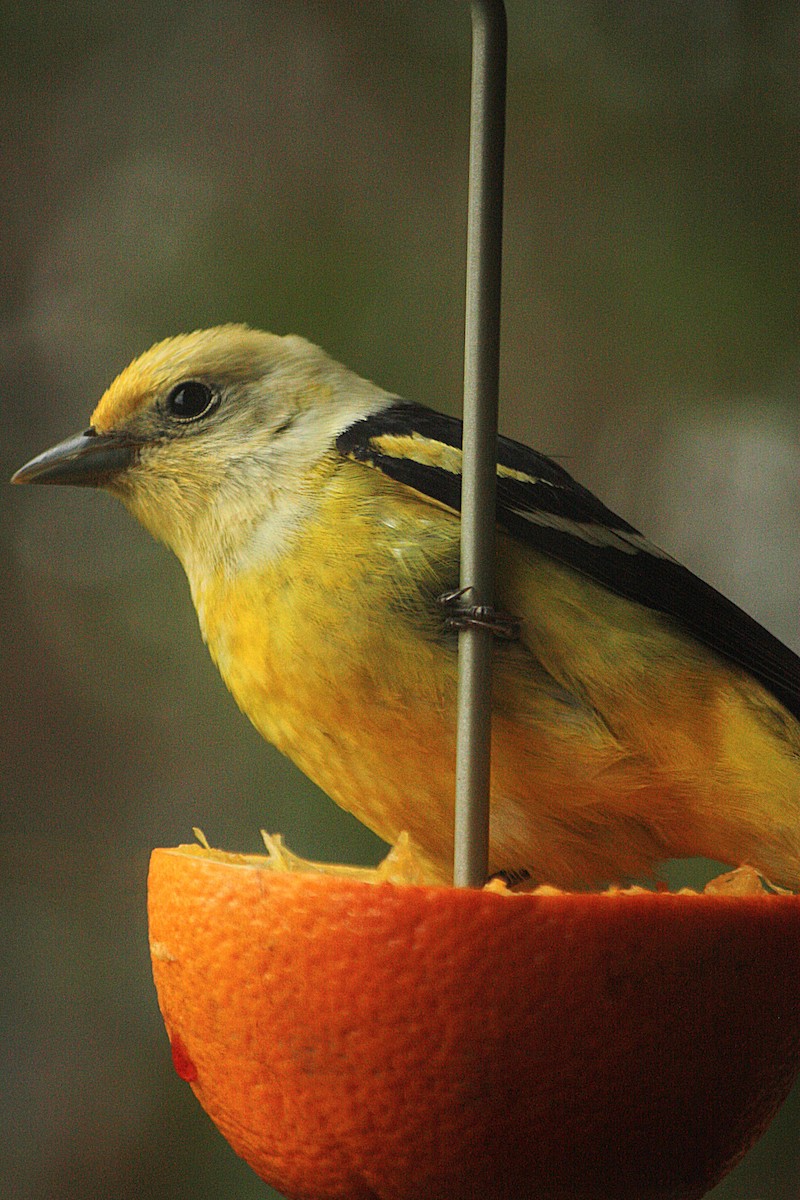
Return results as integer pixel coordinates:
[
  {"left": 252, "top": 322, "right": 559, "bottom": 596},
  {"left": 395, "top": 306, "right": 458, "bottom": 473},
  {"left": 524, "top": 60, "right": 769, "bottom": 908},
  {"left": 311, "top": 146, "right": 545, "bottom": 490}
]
[{"left": 439, "top": 587, "right": 521, "bottom": 641}]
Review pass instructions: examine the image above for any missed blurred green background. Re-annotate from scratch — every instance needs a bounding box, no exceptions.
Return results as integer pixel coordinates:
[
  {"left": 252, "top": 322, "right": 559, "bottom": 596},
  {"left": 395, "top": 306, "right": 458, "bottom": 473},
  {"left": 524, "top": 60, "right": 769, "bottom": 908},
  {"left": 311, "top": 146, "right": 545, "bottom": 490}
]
[{"left": 2, "top": 2, "right": 798, "bottom": 1197}]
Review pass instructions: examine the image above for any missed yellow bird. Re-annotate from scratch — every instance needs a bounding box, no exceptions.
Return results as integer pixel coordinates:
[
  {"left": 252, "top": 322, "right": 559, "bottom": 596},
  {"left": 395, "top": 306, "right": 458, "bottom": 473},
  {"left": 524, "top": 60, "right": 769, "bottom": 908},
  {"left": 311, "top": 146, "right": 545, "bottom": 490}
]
[{"left": 12, "top": 326, "right": 800, "bottom": 887}]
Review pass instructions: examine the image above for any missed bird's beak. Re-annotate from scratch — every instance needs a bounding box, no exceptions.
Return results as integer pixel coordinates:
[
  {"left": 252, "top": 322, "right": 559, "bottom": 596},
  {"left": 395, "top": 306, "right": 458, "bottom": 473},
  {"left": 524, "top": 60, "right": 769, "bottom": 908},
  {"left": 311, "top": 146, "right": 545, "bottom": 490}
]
[{"left": 10, "top": 428, "right": 138, "bottom": 487}]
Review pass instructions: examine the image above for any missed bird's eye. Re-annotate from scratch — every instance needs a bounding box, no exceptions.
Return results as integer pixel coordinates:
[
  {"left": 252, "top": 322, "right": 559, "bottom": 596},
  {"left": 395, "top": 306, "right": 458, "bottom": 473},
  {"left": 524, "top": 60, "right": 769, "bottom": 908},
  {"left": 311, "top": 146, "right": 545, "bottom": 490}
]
[{"left": 164, "top": 381, "right": 218, "bottom": 422}]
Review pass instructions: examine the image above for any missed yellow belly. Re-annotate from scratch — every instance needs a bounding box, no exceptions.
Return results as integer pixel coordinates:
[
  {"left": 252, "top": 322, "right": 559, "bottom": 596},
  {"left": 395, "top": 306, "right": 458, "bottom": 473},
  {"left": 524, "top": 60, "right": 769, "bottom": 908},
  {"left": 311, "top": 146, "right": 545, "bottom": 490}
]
[{"left": 193, "top": 468, "right": 800, "bottom": 887}]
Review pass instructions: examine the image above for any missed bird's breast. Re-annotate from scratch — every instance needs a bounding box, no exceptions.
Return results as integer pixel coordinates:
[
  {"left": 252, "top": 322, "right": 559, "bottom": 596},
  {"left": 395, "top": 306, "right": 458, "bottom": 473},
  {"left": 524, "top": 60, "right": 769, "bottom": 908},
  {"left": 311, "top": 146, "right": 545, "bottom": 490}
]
[{"left": 192, "top": 498, "right": 464, "bottom": 866}]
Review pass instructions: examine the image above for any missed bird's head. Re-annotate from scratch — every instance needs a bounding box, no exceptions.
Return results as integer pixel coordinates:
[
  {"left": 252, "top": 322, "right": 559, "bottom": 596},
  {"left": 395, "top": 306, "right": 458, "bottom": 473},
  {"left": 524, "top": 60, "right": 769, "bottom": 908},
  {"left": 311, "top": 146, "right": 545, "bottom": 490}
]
[{"left": 12, "top": 326, "right": 395, "bottom": 578}]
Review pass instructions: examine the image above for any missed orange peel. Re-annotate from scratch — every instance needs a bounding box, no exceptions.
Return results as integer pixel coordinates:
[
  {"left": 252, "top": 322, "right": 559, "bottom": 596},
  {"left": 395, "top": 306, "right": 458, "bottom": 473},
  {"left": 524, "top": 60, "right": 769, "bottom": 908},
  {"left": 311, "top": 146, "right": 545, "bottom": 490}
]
[{"left": 148, "top": 838, "right": 800, "bottom": 1200}]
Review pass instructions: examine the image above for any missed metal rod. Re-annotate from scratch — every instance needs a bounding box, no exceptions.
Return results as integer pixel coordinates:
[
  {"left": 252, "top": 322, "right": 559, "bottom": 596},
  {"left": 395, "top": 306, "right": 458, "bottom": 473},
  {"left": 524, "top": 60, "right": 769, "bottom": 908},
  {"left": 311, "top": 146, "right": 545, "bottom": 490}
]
[{"left": 454, "top": 0, "right": 507, "bottom": 888}]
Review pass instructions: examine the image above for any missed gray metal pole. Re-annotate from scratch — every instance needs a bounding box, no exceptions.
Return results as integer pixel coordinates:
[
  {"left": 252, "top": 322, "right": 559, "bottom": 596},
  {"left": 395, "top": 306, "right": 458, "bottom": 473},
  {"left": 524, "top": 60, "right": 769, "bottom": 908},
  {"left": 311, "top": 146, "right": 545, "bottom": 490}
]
[{"left": 453, "top": 0, "right": 507, "bottom": 888}]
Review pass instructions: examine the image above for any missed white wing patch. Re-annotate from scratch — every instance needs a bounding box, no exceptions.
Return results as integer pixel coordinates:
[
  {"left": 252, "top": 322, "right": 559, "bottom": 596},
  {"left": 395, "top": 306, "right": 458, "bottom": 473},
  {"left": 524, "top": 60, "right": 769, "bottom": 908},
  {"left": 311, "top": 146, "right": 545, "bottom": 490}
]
[{"left": 506, "top": 507, "right": 675, "bottom": 559}]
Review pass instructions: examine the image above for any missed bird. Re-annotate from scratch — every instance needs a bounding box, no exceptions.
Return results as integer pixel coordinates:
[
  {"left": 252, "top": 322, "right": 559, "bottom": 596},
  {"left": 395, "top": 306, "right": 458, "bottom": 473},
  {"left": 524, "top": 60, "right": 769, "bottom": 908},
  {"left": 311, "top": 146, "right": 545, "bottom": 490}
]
[{"left": 12, "top": 325, "right": 800, "bottom": 888}]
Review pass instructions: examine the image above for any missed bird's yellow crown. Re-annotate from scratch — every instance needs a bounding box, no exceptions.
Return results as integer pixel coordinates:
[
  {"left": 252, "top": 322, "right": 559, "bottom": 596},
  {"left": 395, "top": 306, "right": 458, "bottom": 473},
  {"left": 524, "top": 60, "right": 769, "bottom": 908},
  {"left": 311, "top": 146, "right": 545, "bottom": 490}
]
[{"left": 91, "top": 325, "right": 288, "bottom": 433}]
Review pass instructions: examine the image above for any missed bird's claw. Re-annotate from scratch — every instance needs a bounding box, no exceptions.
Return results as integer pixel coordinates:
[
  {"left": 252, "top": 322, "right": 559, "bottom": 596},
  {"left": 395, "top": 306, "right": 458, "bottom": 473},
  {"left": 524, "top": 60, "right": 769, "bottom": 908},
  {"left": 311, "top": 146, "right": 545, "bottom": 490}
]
[{"left": 439, "top": 587, "right": 522, "bottom": 641}]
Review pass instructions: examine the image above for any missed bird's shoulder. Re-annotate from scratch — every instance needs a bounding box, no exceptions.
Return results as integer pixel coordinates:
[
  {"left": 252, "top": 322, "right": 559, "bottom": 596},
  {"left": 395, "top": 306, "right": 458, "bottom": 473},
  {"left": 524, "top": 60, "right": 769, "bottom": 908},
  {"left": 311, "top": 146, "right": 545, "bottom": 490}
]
[
  {"left": 336, "top": 400, "right": 624, "bottom": 525},
  {"left": 336, "top": 400, "right": 800, "bottom": 722}
]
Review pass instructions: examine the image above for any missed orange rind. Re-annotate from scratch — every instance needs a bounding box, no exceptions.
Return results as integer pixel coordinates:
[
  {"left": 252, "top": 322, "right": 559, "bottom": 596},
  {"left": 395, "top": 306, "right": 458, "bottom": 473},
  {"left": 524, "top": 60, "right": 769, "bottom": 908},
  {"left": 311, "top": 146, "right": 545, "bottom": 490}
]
[{"left": 148, "top": 837, "right": 800, "bottom": 1200}]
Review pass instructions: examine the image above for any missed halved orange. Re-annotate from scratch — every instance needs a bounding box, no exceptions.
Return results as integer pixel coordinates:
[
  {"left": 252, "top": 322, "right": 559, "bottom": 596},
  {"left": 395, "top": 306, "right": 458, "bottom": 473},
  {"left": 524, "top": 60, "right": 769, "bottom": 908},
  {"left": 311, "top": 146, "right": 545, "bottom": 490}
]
[{"left": 148, "top": 838, "right": 800, "bottom": 1200}]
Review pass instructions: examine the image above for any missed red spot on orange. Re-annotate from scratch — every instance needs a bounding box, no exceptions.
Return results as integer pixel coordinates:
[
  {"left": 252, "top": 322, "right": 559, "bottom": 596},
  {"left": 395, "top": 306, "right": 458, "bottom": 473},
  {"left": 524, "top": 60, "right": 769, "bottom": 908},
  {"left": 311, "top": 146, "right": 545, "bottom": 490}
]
[{"left": 170, "top": 1033, "right": 198, "bottom": 1082}]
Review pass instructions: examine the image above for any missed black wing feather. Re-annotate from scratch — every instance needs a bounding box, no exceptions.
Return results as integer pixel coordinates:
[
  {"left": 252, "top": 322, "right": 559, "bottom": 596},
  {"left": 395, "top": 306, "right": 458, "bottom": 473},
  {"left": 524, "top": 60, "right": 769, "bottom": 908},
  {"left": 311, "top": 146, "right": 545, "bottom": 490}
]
[{"left": 337, "top": 401, "right": 800, "bottom": 721}]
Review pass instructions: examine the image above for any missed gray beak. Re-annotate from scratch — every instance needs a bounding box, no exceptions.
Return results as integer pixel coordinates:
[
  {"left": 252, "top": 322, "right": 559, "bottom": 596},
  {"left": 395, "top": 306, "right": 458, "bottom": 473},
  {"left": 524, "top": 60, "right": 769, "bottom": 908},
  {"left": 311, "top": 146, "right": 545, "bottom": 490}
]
[{"left": 11, "top": 428, "right": 138, "bottom": 487}]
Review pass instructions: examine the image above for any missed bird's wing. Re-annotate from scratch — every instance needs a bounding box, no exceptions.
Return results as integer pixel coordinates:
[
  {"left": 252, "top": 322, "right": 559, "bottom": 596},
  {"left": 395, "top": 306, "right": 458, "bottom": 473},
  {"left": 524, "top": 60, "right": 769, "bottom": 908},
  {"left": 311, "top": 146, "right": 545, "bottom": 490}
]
[{"left": 337, "top": 401, "right": 800, "bottom": 721}]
